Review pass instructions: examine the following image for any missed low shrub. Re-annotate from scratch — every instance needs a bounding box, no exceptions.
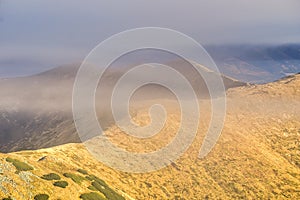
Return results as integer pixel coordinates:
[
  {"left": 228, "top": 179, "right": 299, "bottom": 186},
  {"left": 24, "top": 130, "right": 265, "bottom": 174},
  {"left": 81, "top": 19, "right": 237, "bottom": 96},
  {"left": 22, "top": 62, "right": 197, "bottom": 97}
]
[
  {"left": 77, "top": 169, "right": 88, "bottom": 175},
  {"left": 92, "top": 181, "right": 125, "bottom": 200},
  {"left": 6, "top": 157, "right": 33, "bottom": 171},
  {"left": 63, "top": 173, "right": 85, "bottom": 184},
  {"left": 87, "top": 185, "right": 98, "bottom": 191},
  {"left": 34, "top": 194, "right": 49, "bottom": 200},
  {"left": 41, "top": 173, "right": 61, "bottom": 181},
  {"left": 85, "top": 175, "right": 108, "bottom": 187},
  {"left": 80, "top": 192, "right": 106, "bottom": 200},
  {"left": 53, "top": 180, "right": 69, "bottom": 188}
]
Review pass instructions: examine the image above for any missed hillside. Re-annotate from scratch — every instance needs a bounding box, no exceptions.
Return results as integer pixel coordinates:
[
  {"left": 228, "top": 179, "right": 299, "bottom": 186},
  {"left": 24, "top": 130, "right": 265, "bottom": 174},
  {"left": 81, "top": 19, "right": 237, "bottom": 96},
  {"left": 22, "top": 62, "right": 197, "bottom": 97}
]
[
  {"left": 0, "top": 74, "right": 299, "bottom": 199},
  {"left": 207, "top": 45, "right": 300, "bottom": 83},
  {"left": 0, "top": 61, "right": 245, "bottom": 152}
]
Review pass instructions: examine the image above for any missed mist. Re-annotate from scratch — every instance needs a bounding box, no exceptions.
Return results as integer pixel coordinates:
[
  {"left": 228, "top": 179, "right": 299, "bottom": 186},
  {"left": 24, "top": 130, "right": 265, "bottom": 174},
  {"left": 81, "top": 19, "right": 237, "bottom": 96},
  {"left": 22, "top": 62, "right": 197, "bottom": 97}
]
[{"left": 0, "top": 0, "right": 300, "bottom": 77}]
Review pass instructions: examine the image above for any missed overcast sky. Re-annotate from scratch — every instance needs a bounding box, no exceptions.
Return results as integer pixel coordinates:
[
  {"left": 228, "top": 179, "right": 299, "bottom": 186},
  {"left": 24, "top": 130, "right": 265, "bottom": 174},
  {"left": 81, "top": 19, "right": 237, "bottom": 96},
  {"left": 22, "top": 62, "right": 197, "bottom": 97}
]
[{"left": 0, "top": 0, "right": 300, "bottom": 77}]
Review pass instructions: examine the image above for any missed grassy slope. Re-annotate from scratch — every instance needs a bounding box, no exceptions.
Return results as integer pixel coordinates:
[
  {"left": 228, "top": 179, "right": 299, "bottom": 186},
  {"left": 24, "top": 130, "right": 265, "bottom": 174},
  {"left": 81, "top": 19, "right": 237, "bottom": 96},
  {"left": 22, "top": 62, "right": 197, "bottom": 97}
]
[{"left": 0, "top": 74, "right": 299, "bottom": 199}]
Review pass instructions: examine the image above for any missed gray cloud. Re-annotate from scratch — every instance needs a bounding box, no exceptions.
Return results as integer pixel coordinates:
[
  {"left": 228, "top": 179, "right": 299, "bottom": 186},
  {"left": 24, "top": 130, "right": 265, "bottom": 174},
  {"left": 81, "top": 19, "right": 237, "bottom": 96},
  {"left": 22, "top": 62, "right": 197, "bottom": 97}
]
[{"left": 0, "top": 0, "right": 299, "bottom": 77}]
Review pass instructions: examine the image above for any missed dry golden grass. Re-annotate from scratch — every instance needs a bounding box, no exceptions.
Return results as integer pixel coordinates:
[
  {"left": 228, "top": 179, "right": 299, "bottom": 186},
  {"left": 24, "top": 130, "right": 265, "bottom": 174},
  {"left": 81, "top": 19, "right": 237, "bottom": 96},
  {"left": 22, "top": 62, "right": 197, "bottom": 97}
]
[{"left": 0, "top": 74, "right": 299, "bottom": 199}]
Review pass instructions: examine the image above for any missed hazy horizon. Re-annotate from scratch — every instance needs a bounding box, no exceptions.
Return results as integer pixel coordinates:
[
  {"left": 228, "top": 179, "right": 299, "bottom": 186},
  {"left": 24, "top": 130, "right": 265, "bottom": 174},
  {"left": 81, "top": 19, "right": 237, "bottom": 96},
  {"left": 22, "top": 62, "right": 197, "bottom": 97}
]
[{"left": 0, "top": 0, "right": 300, "bottom": 77}]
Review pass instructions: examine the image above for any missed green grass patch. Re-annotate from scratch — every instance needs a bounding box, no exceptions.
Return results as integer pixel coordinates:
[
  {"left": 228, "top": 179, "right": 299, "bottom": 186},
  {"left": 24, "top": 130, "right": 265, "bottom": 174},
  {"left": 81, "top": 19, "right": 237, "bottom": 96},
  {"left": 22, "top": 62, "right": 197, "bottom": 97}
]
[
  {"left": 78, "top": 169, "right": 88, "bottom": 175},
  {"left": 34, "top": 194, "right": 49, "bottom": 200},
  {"left": 85, "top": 174, "right": 124, "bottom": 200},
  {"left": 2, "top": 197, "right": 13, "bottom": 200},
  {"left": 92, "top": 181, "right": 125, "bottom": 200},
  {"left": 80, "top": 192, "right": 106, "bottom": 200},
  {"left": 41, "top": 173, "right": 61, "bottom": 181},
  {"left": 87, "top": 185, "right": 98, "bottom": 191},
  {"left": 6, "top": 157, "right": 33, "bottom": 171},
  {"left": 53, "top": 180, "right": 68, "bottom": 188},
  {"left": 86, "top": 175, "right": 108, "bottom": 187},
  {"left": 63, "top": 173, "right": 85, "bottom": 184}
]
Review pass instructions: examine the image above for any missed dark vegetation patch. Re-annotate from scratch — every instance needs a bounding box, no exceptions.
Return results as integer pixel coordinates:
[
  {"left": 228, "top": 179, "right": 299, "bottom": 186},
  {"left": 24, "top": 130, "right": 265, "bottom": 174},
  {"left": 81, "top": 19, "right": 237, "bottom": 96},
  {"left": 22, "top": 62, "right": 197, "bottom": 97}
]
[
  {"left": 53, "top": 180, "right": 69, "bottom": 188},
  {"left": 85, "top": 174, "right": 124, "bottom": 199},
  {"left": 87, "top": 185, "right": 98, "bottom": 191},
  {"left": 63, "top": 173, "right": 86, "bottom": 184},
  {"left": 77, "top": 169, "right": 88, "bottom": 175},
  {"left": 34, "top": 194, "right": 49, "bottom": 200},
  {"left": 80, "top": 192, "right": 106, "bottom": 200},
  {"left": 6, "top": 157, "right": 33, "bottom": 172},
  {"left": 86, "top": 175, "right": 108, "bottom": 187},
  {"left": 91, "top": 178, "right": 125, "bottom": 200},
  {"left": 2, "top": 197, "right": 12, "bottom": 200},
  {"left": 37, "top": 156, "right": 47, "bottom": 162},
  {"left": 41, "top": 173, "right": 61, "bottom": 181}
]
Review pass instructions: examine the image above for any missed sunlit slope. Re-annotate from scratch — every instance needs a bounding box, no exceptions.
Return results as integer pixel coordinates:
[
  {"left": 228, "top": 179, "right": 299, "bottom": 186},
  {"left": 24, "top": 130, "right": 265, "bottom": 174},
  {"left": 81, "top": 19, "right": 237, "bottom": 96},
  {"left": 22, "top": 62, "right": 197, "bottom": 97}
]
[{"left": 0, "top": 74, "right": 299, "bottom": 199}]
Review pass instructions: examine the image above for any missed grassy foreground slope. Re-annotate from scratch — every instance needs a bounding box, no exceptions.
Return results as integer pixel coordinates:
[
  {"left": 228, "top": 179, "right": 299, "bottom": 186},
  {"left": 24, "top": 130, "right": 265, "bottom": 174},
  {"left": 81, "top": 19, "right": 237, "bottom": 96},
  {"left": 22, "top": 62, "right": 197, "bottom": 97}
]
[{"left": 0, "top": 74, "right": 299, "bottom": 199}]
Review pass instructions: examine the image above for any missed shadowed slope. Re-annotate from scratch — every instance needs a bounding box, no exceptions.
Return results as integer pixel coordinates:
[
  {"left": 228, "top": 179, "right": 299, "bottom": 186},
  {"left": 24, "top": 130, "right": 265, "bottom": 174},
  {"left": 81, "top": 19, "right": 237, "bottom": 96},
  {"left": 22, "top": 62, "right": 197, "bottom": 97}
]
[{"left": 0, "top": 60, "right": 245, "bottom": 152}]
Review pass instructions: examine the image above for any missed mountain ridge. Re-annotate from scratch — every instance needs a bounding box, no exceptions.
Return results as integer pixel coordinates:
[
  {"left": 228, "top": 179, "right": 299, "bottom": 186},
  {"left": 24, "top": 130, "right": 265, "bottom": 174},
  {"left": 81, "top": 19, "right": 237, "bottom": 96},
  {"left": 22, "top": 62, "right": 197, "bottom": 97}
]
[
  {"left": 0, "top": 61, "right": 246, "bottom": 153},
  {"left": 0, "top": 73, "right": 299, "bottom": 199}
]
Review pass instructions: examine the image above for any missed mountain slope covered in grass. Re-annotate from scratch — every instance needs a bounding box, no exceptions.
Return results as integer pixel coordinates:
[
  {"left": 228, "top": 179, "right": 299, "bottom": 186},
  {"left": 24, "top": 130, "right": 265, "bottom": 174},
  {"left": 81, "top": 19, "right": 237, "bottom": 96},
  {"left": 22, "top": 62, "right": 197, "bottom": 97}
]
[{"left": 0, "top": 74, "right": 299, "bottom": 199}]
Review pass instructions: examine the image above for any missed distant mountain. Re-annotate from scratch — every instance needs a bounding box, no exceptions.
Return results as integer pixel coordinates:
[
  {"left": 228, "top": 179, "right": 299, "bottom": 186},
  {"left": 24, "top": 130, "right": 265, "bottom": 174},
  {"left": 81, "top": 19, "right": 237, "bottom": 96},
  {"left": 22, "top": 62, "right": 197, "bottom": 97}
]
[
  {"left": 0, "top": 61, "right": 245, "bottom": 152},
  {"left": 2, "top": 44, "right": 299, "bottom": 83},
  {"left": 0, "top": 64, "right": 79, "bottom": 152},
  {"left": 206, "top": 44, "right": 300, "bottom": 83}
]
